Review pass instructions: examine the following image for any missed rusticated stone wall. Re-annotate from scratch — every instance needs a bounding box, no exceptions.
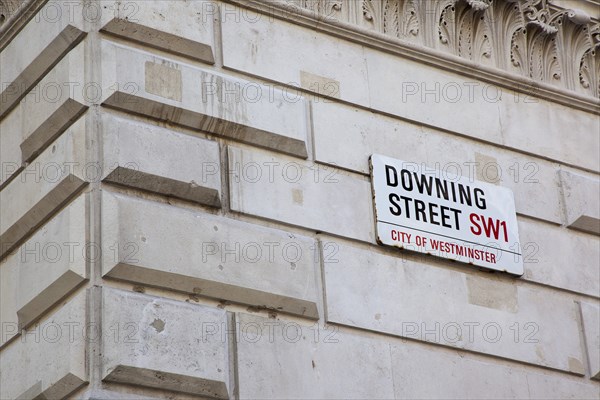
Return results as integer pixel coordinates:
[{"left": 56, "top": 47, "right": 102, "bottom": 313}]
[{"left": 0, "top": 1, "right": 598, "bottom": 399}]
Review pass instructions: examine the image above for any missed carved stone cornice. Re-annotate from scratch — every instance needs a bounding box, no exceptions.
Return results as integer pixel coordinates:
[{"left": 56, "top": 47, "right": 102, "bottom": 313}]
[
  {"left": 234, "top": 0, "right": 600, "bottom": 113},
  {"left": 1, "top": 0, "right": 598, "bottom": 112}
]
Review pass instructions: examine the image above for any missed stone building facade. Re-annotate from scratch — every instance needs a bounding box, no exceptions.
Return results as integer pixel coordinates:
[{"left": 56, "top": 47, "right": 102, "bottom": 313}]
[{"left": 0, "top": 0, "right": 599, "bottom": 399}]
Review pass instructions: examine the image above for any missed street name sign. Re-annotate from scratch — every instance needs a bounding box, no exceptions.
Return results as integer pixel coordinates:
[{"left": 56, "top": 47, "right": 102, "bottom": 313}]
[{"left": 370, "top": 154, "right": 523, "bottom": 276}]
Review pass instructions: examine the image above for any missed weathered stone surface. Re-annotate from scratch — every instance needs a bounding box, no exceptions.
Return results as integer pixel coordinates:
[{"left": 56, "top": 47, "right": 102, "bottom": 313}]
[
  {"left": 75, "top": 388, "right": 182, "bottom": 400},
  {"left": 2, "top": 1, "right": 598, "bottom": 398},
  {"left": 365, "top": 49, "right": 599, "bottom": 172},
  {"left": 0, "top": 0, "right": 85, "bottom": 87},
  {"left": 101, "top": 191, "right": 319, "bottom": 318},
  {"left": 101, "top": 288, "right": 230, "bottom": 398},
  {"left": 580, "top": 302, "right": 600, "bottom": 380},
  {"left": 0, "top": 118, "right": 88, "bottom": 260},
  {"left": 0, "top": 291, "right": 87, "bottom": 400},
  {"left": 0, "top": 23, "right": 85, "bottom": 119},
  {"left": 0, "top": 194, "right": 87, "bottom": 345},
  {"left": 559, "top": 170, "right": 600, "bottom": 235},
  {"left": 221, "top": 6, "right": 370, "bottom": 106},
  {"left": 101, "top": 114, "right": 221, "bottom": 207},
  {"left": 228, "top": 146, "right": 374, "bottom": 243},
  {"left": 0, "top": 42, "right": 87, "bottom": 187},
  {"left": 518, "top": 218, "right": 599, "bottom": 297},
  {"left": 100, "top": 41, "right": 308, "bottom": 158},
  {"left": 0, "top": 97, "right": 22, "bottom": 186},
  {"left": 235, "top": 312, "right": 395, "bottom": 399},
  {"left": 0, "top": 246, "right": 19, "bottom": 346},
  {"left": 392, "top": 343, "right": 529, "bottom": 398},
  {"left": 323, "top": 240, "right": 585, "bottom": 373},
  {"left": 312, "top": 101, "right": 599, "bottom": 296},
  {"left": 365, "top": 48, "right": 504, "bottom": 144},
  {"left": 525, "top": 371, "right": 600, "bottom": 399},
  {"left": 220, "top": 5, "right": 598, "bottom": 171},
  {"left": 100, "top": 19, "right": 214, "bottom": 64},
  {"left": 312, "top": 100, "right": 563, "bottom": 225},
  {"left": 99, "top": 0, "right": 214, "bottom": 63},
  {"left": 499, "top": 98, "right": 600, "bottom": 173},
  {"left": 365, "top": 50, "right": 600, "bottom": 170},
  {"left": 21, "top": 98, "right": 88, "bottom": 166},
  {"left": 76, "top": 389, "right": 157, "bottom": 400},
  {"left": 392, "top": 342, "right": 600, "bottom": 399},
  {"left": 1, "top": 0, "right": 217, "bottom": 115}
]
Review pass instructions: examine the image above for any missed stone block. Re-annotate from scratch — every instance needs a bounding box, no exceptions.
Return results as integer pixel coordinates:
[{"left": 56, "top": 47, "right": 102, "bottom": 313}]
[
  {"left": 235, "top": 312, "right": 395, "bottom": 399},
  {"left": 0, "top": 194, "right": 87, "bottom": 347},
  {"left": 0, "top": 248, "right": 19, "bottom": 347},
  {"left": 0, "top": 7, "right": 86, "bottom": 118},
  {"left": 1, "top": 0, "right": 217, "bottom": 118},
  {"left": 221, "top": 5, "right": 370, "bottom": 106},
  {"left": 75, "top": 389, "right": 169, "bottom": 400},
  {"left": 0, "top": 118, "right": 88, "bottom": 261},
  {"left": 1, "top": 42, "right": 87, "bottom": 187},
  {"left": 518, "top": 218, "right": 599, "bottom": 297},
  {"left": 580, "top": 302, "right": 600, "bottom": 380},
  {"left": 220, "top": 4, "right": 598, "bottom": 171},
  {"left": 101, "top": 287, "right": 230, "bottom": 398},
  {"left": 323, "top": 240, "right": 585, "bottom": 373},
  {"left": 100, "top": 21, "right": 211, "bottom": 64},
  {"left": 100, "top": 41, "right": 308, "bottom": 158},
  {"left": 558, "top": 170, "right": 600, "bottom": 235},
  {"left": 228, "top": 146, "right": 374, "bottom": 243},
  {"left": 0, "top": 1, "right": 86, "bottom": 86},
  {"left": 364, "top": 48, "right": 504, "bottom": 145},
  {"left": 100, "top": 0, "right": 214, "bottom": 63},
  {"left": 0, "top": 291, "right": 87, "bottom": 400},
  {"left": 101, "top": 191, "right": 319, "bottom": 318},
  {"left": 101, "top": 114, "right": 221, "bottom": 207},
  {"left": 525, "top": 372, "right": 600, "bottom": 399},
  {"left": 391, "top": 342, "right": 600, "bottom": 399},
  {"left": 391, "top": 343, "right": 529, "bottom": 399},
  {"left": 499, "top": 98, "right": 600, "bottom": 173}
]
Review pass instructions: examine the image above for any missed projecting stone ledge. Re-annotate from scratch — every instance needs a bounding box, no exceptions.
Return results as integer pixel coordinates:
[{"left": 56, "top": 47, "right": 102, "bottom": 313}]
[
  {"left": 101, "top": 288, "right": 230, "bottom": 399},
  {"left": 100, "top": 42, "right": 308, "bottom": 158},
  {"left": 558, "top": 170, "right": 600, "bottom": 235},
  {"left": 0, "top": 120, "right": 88, "bottom": 261},
  {"left": 20, "top": 98, "right": 88, "bottom": 165},
  {"left": 0, "top": 292, "right": 87, "bottom": 400},
  {"left": 0, "top": 24, "right": 86, "bottom": 120},
  {"left": 580, "top": 302, "right": 600, "bottom": 380},
  {"left": 101, "top": 191, "right": 320, "bottom": 319},
  {"left": 101, "top": 113, "right": 222, "bottom": 208},
  {"left": 0, "top": 41, "right": 88, "bottom": 188},
  {"left": 101, "top": 18, "right": 214, "bottom": 64},
  {"left": 323, "top": 239, "right": 586, "bottom": 374}
]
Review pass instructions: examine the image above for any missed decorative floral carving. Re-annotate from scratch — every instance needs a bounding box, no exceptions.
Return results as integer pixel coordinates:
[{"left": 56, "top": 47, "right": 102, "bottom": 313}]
[
  {"left": 402, "top": 2, "right": 420, "bottom": 37},
  {"left": 466, "top": 0, "right": 491, "bottom": 12},
  {"left": 521, "top": 0, "right": 560, "bottom": 34},
  {"left": 552, "top": 11, "right": 594, "bottom": 91},
  {"left": 284, "top": 0, "right": 342, "bottom": 18},
  {"left": 438, "top": 0, "right": 492, "bottom": 62},
  {"left": 579, "top": 24, "right": 600, "bottom": 96},
  {"left": 383, "top": 0, "right": 419, "bottom": 39},
  {"left": 362, "top": 0, "right": 385, "bottom": 31},
  {"left": 438, "top": 3, "right": 454, "bottom": 45},
  {"left": 511, "top": 28, "right": 526, "bottom": 69},
  {"left": 282, "top": 0, "right": 600, "bottom": 98}
]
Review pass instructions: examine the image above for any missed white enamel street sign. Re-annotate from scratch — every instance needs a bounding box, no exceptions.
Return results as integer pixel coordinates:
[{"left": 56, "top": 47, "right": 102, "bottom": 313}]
[{"left": 370, "top": 154, "right": 523, "bottom": 276}]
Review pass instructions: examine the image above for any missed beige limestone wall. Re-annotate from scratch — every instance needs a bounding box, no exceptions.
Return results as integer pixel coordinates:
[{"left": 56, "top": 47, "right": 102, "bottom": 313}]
[{"left": 0, "top": 1, "right": 598, "bottom": 399}]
